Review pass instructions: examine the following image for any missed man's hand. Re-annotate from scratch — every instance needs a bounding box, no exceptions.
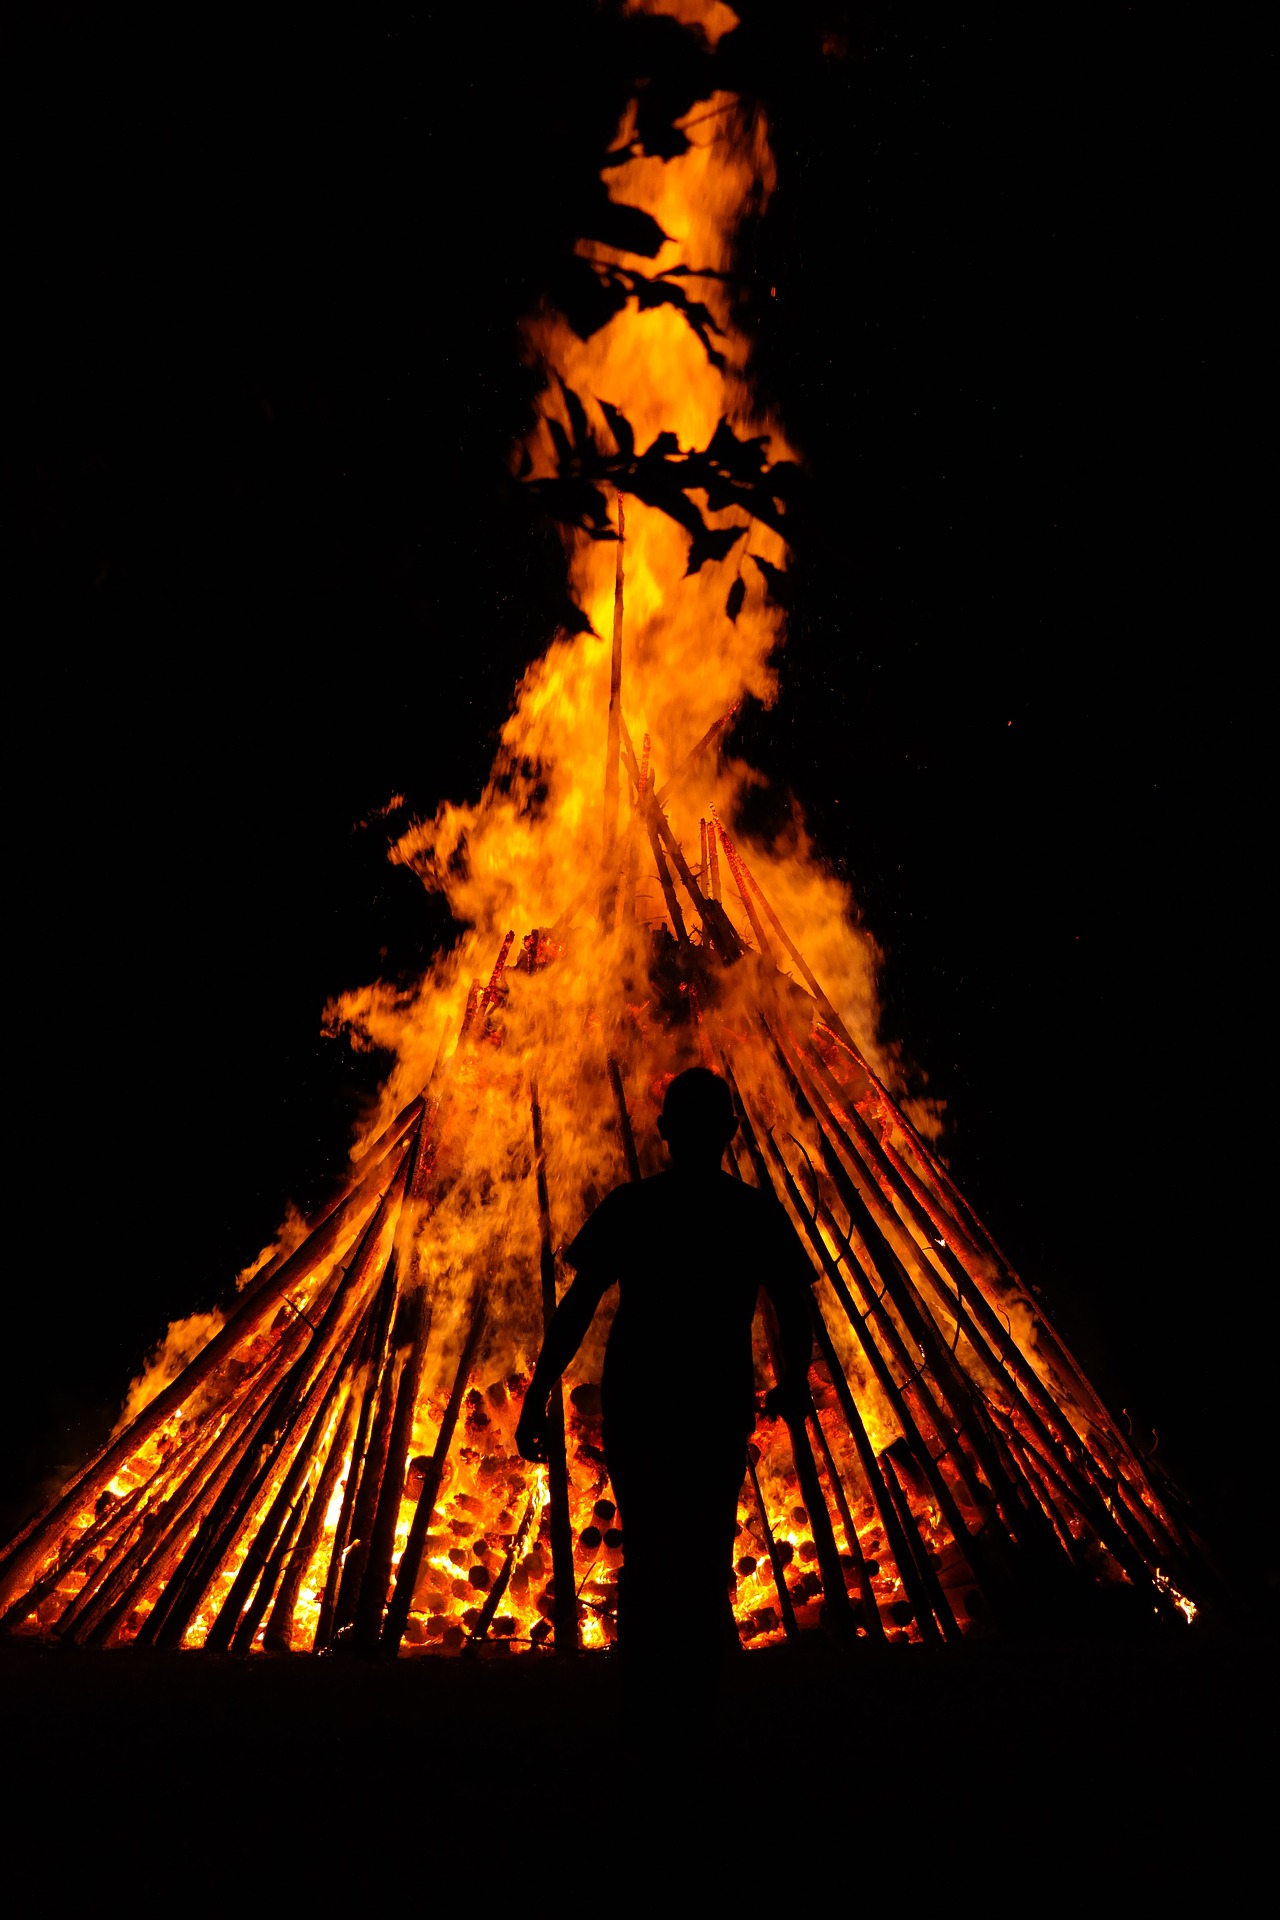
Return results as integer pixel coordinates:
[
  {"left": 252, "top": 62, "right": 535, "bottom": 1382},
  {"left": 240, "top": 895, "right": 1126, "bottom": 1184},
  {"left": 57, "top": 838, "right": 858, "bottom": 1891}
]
[
  {"left": 515, "top": 1401, "right": 551, "bottom": 1463},
  {"left": 763, "top": 1373, "right": 811, "bottom": 1424}
]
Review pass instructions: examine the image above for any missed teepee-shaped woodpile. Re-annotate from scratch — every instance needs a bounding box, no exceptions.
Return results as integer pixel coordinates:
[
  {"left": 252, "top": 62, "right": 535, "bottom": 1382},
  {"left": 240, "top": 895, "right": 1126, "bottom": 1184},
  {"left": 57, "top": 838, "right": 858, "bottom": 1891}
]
[
  {"left": 1, "top": 1, "right": 1206, "bottom": 1658},
  {"left": 0, "top": 711, "right": 1201, "bottom": 1655}
]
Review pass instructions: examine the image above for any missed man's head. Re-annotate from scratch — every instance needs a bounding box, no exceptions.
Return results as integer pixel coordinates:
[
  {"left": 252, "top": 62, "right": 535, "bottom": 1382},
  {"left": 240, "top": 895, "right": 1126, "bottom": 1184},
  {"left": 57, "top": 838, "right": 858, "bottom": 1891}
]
[{"left": 657, "top": 1067, "right": 738, "bottom": 1169}]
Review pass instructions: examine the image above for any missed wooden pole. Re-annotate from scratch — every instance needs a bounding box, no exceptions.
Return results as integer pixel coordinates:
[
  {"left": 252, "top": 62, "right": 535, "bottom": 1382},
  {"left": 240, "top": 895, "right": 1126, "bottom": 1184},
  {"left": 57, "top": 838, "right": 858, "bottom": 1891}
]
[
  {"left": 330, "top": 1256, "right": 405, "bottom": 1642},
  {"left": 380, "top": 1285, "right": 488, "bottom": 1654},
  {"left": 710, "top": 813, "right": 775, "bottom": 962},
  {"left": 351, "top": 1282, "right": 433, "bottom": 1652},
  {"left": 626, "top": 734, "right": 650, "bottom": 923},
  {"left": 0, "top": 1141, "right": 411, "bottom": 1617},
  {"left": 606, "top": 1057, "right": 643, "bottom": 1185},
  {"left": 314, "top": 1257, "right": 399, "bottom": 1651},
  {"left": 467, "top": 1475, "right": 545, "bottom": 1646},
  {"left": 203, "top": 1314, "right": 369, "bottom": 1655},
  {"left": 647, "top": 813, "right": 689, "bottom": 946},
  {"left": 263, "top": 1352, "right": 362, "bottom": 1651},
  {"left": 601, "top": 492, "right": 625, "bottom": 930},
  {"left": 757, "top": 1294, "right": 859, "bottom": 1644},
  {"left": 651, "top": 803, "right": 742, "bottom": 960},
  {"left": 148, "top": 1161, "right": 408, "bottom": 1650},
  {"left": 807, "top": 1407, "right": 886, "bottom": 1641},
  {"left": 653, "top": 702, "right": 741, "bottom": 807},
  {"left": 723, "top": 1064, "right": 945, "bottom": 1645},
  {"left": 530, "top": 1079, "right": 579, "bottom": 1656},
  {"left": 744, "top": 1450, "right": 800, "bottom": 1643}
]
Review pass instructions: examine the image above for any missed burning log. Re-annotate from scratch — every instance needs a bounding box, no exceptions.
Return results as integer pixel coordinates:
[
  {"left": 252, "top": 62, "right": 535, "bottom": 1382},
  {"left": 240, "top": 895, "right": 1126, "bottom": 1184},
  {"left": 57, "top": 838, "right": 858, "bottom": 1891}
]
[
  {"left": 351, "top": 1280, "right": 433, "bottom": 1652},
  {"left": 467, "top": 1476, "right": 545, "bottom": 1646},
  {"left": 652, "top": 701, "right": 741, "bottom": 808},
  {"left": 711, "top": 814, "right": 777, "bottom": 965},
  {"left": 744, "top": 1450, "right": 799, "bottom": 1643},
  {"left": 806, "top": 1406, "right": 886, "bottom": 1642},
  {"left": 606, "top": 1057, "right": 643, "bottom": 1186},
  {"left": 597, "top": 489, "right": 628, "bottom": 930},
  {"left": 755, "top": 1293, "right": 859, "bottom": 1644},
  {"left": 380, "top": 1284, "right": 488, "bottom": 1655},
  {"left": 72, "top": 1299, "right": 341, "bottom": 1649},
  {"left": 229, "top": 1489, "right": 309, "bottom": 1656},
  {"left": 144, "top": 1159, "right": 408, "bottom": 1650},
  {"left": 722, "top": 1067, "right": 946, "bottom": 1645},
  {"left": 879, "top": 1444, "right": 964, "bottom": 1644},
  {"left": 329, "top": 1258, "right": 405, "bottom": 1644},
  {"left": 755, "top": 1029, "right": 1094, "bottom": 1568},
  {"left": 263, "top": 1356, "right": 362, "bottom": 1651},
  {"left": 625, "top": 733, "right": 651, "bottom": 923},
  {"left": 646, "top": 814, "right": 690, "bottom": 946},
  {"left": 204, "top": 1310, "right": 372, "bottom": 1654},
  {"left": 530, "top": 1078, "right": 582, "bottom": 1654},
  {"left": 0, "top": 1137, "right": 412, "bottom": 1620},
  {"left": 0, "top": 1470, "right": 158, "bottom": 1637},
  {"left": 314, "top": 1256, "right": 400, "bottom": 1651},
  {"left": 743, "top": 1101, "right": 1026, "bottom": 1624},
  {"left": 651, "top": 802, "right": 741, "bottom": 961}
]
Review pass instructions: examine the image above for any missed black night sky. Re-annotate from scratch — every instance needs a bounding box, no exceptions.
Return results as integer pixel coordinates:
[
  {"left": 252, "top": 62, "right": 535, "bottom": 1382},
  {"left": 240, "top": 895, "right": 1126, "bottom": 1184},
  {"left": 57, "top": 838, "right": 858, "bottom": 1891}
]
[{"left": 9, "top": 4, "right": 1266, "bottom": 1594}]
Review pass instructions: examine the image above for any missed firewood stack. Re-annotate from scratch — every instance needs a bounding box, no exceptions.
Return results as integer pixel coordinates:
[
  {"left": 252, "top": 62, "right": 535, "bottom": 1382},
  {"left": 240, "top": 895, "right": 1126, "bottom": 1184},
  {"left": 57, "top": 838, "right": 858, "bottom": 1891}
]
[{"left": 0, "top": 698, "right": 1206, "bottom": 1657}]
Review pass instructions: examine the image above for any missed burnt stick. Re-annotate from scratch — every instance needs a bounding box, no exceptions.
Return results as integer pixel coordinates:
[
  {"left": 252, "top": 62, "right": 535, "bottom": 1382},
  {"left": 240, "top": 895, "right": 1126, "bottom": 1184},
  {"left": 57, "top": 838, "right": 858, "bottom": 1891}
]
[
  {"left": 314, "top": 1257, "right": 400, "bottom": 1651},
  {"left": 352, "top": 1281, "right": 433, "bottom": 1652},
  {"left": 467, "top": 1477, "right": 544, "bottom": 1645},
  {"left": 606, "top": 1057, "right": 643, "bottom": 1185},
  {"left": 204, "top": 1317, "right": 369, "bottom": 1654},
  {"left": 763, "top": 1025, "right": 1118, "bottom": 1536},
  {"left": 711, "top": 816, "right": 776, "bottom": 963},
  {"left": 647, "top": 814, "right": 690, "bottom": 945},
  {"left": 530, "top": 1078, "right": 579, "bottom": 1657},
  {"left": 807, "top": 1406, "right": 886, "bottom": 1641},
  {"left": 380, "top": 1284, "right": 488, "bottom": 1655},
  {"left": 0, "top": 1139, "right": 412, "bottom": 1616},
  {"left": 878, "top": 1447, "right": 965, "bottom": 1643},
  {"left": 744, "top": 1449, "right": 800, "bottom": 1643},
  {"left": 723, "top": 1063, "right": 944, "bottom": 1646},
  {"left": 756, "top": 1115, "right": 1013, "bottom": 1622},
  {"left": 229, "top": 1487, "right": 310, "bottom": 1656},
  {"left": 757, "top": 1292, "right": 859, "bottom": 1645},
  {"left": 148, "top": 1166, "right": 407, "bottom": 1649},
  {"left": 600, "top": 492, "right": 625, "bottom": 931},
  {"left": 331, "top": 1253, "right": 405, "bottom": 1641},
  {"left": 264, "top": 1351, "right": 363, "bottom": 1651}
]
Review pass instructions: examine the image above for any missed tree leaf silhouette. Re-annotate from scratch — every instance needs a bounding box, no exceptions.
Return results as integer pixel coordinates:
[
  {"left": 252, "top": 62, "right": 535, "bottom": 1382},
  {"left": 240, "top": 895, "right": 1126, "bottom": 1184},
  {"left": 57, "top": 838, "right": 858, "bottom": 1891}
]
[
  {"left": 748, "top": 552, "right": 793, "bottom": 607},
  {"left": 580, "top": 181, "right": 668, "bottom": 258}
]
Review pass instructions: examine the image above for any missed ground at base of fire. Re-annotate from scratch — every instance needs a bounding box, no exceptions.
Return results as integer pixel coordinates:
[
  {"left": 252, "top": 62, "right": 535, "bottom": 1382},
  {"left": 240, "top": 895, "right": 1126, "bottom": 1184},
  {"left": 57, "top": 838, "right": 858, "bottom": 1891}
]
[{"left": 5, "top": 1628, "right": 1273, "bottom": 1898}]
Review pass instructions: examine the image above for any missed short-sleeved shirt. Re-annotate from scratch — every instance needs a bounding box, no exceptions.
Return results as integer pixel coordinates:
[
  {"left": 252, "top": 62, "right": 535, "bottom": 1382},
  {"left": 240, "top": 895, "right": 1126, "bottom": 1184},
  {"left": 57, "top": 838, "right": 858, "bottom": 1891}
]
[{"left": 565, "top": 1168, "right": 813, "bottom": 1443}]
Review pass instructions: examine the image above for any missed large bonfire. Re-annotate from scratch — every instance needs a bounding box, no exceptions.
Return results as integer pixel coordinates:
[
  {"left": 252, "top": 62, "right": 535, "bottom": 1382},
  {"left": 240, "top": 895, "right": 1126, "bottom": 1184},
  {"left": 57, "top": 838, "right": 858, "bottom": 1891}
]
[{"left": 1, "top": 0, "right": 1200, "bottom": 1657}]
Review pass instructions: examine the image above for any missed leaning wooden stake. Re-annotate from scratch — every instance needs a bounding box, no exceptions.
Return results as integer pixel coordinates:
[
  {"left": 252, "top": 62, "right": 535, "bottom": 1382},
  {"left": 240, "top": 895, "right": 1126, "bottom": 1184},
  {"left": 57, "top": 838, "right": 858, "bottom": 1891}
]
[
  {"left": 757, "top": 1293, "right": 859, "bottom": 1645},
  {"left": 530, "top": 1078, "right": 579, "bottom": 1656},
  {"left": 723, "top": 1061, "right": 945, "bottom": 1646},
  {"left": 381, "top": 1285, "right": 488, "bottom": 1655},
  {"left": 0, "top": 1142, "right": 410, "bottom": 1618},
  {"left": 264, "top": 1349, "right": 363, "bottom": 1651},
  {"left": 352, "top": 1281, "right": 432, "bottom": 1652},
  {"left": 601, "top": 492, "right": 626, "bottom": 930},
  {"left": 606, "top": 1057, "right": 643, "bottom": 1185},
  {"left": 744, "top": 1450, "right": 800, "bottom": 1643},
  {"left": 314, "top": 1257, "right": 399, "bottom": 1651}
]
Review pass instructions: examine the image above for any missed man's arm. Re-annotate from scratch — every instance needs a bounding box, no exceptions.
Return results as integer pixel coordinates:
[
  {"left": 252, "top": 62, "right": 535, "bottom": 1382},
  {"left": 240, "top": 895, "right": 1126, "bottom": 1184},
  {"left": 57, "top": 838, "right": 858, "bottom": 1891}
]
[{"left": 515, "top": 1264, "right": 614, "bottom": 1461}]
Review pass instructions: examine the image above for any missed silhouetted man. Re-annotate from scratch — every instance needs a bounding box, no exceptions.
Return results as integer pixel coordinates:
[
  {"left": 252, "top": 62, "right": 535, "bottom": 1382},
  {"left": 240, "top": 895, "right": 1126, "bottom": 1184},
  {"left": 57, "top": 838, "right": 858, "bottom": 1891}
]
[{"left": 515, "top": 1067, "right": 813, "bottom": 1666}]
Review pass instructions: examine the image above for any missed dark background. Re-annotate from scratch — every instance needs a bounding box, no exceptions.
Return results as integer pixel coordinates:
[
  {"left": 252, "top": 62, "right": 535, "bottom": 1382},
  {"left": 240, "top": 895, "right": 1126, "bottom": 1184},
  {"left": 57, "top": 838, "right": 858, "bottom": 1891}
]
[{"left": 8, "top": 7, "right": 1266, "bottom": 1588}]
